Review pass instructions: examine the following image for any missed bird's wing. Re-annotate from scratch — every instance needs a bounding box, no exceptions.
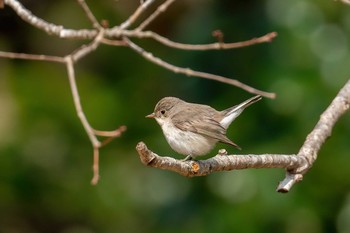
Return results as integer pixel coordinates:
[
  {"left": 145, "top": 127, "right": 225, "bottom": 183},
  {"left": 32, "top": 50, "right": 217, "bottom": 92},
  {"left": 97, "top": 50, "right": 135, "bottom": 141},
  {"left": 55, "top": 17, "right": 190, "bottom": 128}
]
[{"left": 172, "top": 111, "right": 241, "bottom": 149}]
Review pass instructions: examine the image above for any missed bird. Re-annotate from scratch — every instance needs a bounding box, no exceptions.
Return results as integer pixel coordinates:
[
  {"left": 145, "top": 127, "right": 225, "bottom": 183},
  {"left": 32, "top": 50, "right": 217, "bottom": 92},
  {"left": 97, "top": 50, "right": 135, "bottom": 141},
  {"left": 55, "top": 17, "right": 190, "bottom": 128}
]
[{"left": 146, "top": 95, "right": 262, "bottom": 161}]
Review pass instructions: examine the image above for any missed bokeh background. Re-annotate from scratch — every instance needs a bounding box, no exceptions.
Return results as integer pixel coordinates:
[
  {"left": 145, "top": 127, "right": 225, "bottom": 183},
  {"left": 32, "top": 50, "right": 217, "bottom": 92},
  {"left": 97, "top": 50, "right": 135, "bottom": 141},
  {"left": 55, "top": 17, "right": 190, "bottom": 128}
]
[{"left": 1, "top": 0, "right": 350, "bottom": 232}]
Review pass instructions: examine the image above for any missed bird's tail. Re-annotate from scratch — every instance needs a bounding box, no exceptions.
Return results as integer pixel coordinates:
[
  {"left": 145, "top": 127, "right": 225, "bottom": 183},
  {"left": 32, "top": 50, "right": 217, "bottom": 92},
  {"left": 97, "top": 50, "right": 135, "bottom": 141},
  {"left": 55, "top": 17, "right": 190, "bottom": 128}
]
[{"left": 220, "top": 95, "right": 262, "bottom": 129}]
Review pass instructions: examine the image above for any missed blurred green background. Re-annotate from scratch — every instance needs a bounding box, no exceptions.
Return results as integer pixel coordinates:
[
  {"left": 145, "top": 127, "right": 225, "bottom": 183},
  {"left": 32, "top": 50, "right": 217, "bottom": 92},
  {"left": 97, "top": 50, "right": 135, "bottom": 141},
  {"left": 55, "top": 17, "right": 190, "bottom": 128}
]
[{"left": 1, "top": 0, "right": 350, "bottom": 232}]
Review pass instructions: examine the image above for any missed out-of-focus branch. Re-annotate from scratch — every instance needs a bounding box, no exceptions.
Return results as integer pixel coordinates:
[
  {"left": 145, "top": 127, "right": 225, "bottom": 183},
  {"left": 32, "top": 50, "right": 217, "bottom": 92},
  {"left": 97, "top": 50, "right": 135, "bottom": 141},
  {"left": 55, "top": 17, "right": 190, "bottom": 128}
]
[
  {"left": 124, "top": 37, "right": 276, "bottom": 98},
  {"left": 1, "top": 0, "right": 278, "bottom": 183},
  {"left": 0, "top": 51, "right": 65, "bottom": 63},
  {"left": 76, "top": 0, "right": 101, "bottom": 29},
  {"left": 136, "top": 0, "right": 176, "bottom": 31},
  {"left": 129, "top": 31, "right": 278, "bottom": 50},
  {"left": 64, "top": 30, "right": 126, "bottom": 185},
  {"left": 137, "top": 80, "right": 350, "bottom": 192},
  {"left": 119, "top": 0, "right": 156, "bottom": 29},
  {"left": 4, "top": 0, "right": 97, "bottom": 39}
]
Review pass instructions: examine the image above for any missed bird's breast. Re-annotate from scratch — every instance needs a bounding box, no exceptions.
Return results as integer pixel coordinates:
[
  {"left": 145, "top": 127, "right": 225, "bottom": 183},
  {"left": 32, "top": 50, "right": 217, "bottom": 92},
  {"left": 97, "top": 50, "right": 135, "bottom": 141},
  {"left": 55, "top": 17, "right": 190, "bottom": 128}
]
[{"left": 160, "top": 119, "right": 217, "bottom": 157}]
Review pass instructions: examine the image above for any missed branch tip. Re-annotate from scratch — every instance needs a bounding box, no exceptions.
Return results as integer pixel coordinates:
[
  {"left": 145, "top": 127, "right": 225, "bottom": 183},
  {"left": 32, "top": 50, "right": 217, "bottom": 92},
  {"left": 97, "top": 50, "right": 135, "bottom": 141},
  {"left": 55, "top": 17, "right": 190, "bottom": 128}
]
[{"left": 136, "top": 141, "right": 156, "bottom": 165}]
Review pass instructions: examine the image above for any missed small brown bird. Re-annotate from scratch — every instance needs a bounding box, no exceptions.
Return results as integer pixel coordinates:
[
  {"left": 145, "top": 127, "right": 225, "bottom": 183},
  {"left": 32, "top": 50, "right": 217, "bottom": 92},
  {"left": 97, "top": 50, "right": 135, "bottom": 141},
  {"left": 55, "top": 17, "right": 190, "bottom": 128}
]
[{"left": 147, "top": 95, "right": 262, "bottom": 160}]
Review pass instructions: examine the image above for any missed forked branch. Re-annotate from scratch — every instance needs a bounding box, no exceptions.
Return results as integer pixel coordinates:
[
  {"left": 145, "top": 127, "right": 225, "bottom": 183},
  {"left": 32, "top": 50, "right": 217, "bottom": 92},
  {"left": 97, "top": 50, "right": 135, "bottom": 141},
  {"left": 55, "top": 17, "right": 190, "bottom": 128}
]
[{"left": 1, "top": 0, "right": 278, "bottom": 184}]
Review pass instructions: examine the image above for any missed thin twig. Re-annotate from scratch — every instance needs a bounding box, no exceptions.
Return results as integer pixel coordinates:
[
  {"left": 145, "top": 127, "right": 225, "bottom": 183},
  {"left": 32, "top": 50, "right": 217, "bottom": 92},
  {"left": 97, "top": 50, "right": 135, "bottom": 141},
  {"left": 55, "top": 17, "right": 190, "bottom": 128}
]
[
  {"left": 124, "top": 37, "right": 276, "bottom": 98},
  {"left": 70, "top": 29, "right": 105, "bottom": 62},
  {"left": 91, "top": 147, "right": 100, "bottom": 185},
  {"left": 122, "top": 30, "right": 277, "bottom": 50},
  {"left": 136, "top": 0, "right": 176, "bottom": 31},
  {"left": 101, "top": 38, "right": 128, "bottom": 46},
  {"left": 119, "top": 0, "right": 156, "bottom": 30},
  {"left": 76, "top": 0, "right": 101, "bottom": 29},
  {"left": 65, "top": 57, "right": 101, "bottom": 148},
  {"left": 145, "top": 31, "right": 277, "bottom": 50},
  {"left": 93, "top": 125, "right": 127, "bottom": 137},
  {"left": 0, "top": 51, "right": 65, "bottom": 63}
]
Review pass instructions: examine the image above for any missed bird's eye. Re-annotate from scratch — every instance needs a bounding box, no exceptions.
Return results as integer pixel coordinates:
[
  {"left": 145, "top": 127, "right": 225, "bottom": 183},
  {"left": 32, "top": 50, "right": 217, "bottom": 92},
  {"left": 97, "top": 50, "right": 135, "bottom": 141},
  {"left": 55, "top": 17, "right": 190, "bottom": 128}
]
[{"left": 160, "top": 110, "right": 166, "bottom": 115}]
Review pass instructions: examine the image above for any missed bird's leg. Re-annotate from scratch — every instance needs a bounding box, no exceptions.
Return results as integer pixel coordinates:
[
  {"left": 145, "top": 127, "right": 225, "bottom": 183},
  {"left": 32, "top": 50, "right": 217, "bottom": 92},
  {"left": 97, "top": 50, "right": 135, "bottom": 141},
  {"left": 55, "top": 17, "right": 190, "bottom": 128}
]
[{"left": 182, "top": 154, "right": 193, "bottom": 161}]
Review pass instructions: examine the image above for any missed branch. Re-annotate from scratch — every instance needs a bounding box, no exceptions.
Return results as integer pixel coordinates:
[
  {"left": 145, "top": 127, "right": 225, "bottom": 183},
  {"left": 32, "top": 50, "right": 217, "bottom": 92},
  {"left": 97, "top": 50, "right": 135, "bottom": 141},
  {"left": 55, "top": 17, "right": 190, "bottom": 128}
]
[
  {"left": 4, "top": 0, "right": 97, "bottom": 39},
  {"left": 76, "top": 0, "right": 101, "bottom": 29},
  {"left": 136, "top": 142, "right": 306, "bottom": 176},
  {"left": 124, "top": 30, "right": 278, "bottom": 51},
  {"left": 0, "top": 51, "right": 65, "bottom": 63},
  {"left": 124, "top": 37, "right": 276, "bottom": 98},
  {"left": 136, "top": 0, "right": 176, "bottom": 31},
  {"left": 277, "top": 79, "right": 350, "bottom": 192},
  {"left": 2, "top": 0, "right": 278, "bottom": 184},
  {"left": 136, "top": 79, "right": 350, "bottom": 192},
  {"left": 119, "top": 0, "right": 156, "bottom": 30}
]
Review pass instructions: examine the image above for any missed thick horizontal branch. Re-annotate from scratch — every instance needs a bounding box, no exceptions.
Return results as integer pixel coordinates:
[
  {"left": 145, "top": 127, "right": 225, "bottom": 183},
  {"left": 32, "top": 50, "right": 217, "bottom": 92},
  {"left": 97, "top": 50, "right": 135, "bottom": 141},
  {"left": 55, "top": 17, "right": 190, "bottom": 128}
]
[
  {"left": 136, "top": 142, "right": 306, "bottom": 177},
  {"left": 137, "top": 80, "right": 350, "bottom": 192}
]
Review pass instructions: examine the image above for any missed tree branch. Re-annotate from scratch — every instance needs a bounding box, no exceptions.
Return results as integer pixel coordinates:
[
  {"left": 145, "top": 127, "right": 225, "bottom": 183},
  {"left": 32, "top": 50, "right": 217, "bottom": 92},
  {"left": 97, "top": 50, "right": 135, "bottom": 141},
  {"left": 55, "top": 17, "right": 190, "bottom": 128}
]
[
  {"left": 4, "top": 0, "right": 97, "bottom": 39},
  {"left": 0, "top": 51, "right": 65, "bottom": 63},
  {"left": 136, "top": 0, "right": 176, "bottom": 31},
  {"left": 76, "top": 0, "right": 101, "bottom": 29},
  {"left": 136, "top": 79, "right": 350, "bottom": 192},
  {"left": 124, "top": 37, "right": 276, "bottom": 98},
  {"left": 124, "top": 30, "right": 278, "bottom": 51},
  {"left": 2, "top": 0, "right": 279, "bottom": 183},
  {"left": 277, "top": 79, "right": 350, "bottom": 192},
  {"left": 136, "top": 142, "right": 306, "bottom": 176},
  {"left": 119, "top": 0, "right": 156, "bottom": 30}
]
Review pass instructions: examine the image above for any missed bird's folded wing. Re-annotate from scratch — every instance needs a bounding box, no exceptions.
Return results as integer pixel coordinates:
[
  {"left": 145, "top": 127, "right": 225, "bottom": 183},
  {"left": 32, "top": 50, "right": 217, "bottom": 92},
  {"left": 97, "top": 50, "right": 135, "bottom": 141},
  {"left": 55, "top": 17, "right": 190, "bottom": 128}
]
[{"left": 173, "top": 116, "right": 241, "bottom": 149}]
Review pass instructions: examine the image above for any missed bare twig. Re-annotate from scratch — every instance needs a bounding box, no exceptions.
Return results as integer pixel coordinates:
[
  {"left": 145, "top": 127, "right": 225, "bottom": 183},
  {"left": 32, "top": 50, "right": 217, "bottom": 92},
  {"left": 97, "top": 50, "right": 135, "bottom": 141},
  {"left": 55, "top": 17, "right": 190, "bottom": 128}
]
[
  {"left": 101, "top": 38, "right": 127, "bottom": 46},
  {"left": 119, "top": 0, "right": 156, "bottom": 30},
  {"left": 0, "top": 51, "right": 65, "bottom": 63},
  {"left": 97, "top": 126, "right": 128, "bottom": 147},
  {"left": 70, "top": 29, "right": 104, "bottom": 62},
  {"left": 124, "top": 37, "right": 276, "bottom": 98},
  {"left": 136, "top": 0, "right": 176, "bottom": 31},
  {"left": 123, "top": 31, "right": 278, "bottom": 51},
  {"left": 65, "top": 57, "right": 101, "bottom": 148},
  {"left": 76, "top": 0, "right": 101, "bottom": 29},
  {"left": 4, "top": 0, "right": 97, "bottom": 39},
  {"left": 137, "top": 80, "right": 350, "bottom": 192},
  {"left": 91, "top": 147, "right": 100, "bottom": 185}
]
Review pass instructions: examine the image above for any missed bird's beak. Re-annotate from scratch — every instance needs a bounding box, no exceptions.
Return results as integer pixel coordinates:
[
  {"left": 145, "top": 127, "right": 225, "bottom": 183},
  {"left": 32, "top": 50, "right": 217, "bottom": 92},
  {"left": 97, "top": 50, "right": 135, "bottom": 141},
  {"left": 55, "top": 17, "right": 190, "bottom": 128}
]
[{"left": 146, "top": 113, "right": 156, "bottom": 118}]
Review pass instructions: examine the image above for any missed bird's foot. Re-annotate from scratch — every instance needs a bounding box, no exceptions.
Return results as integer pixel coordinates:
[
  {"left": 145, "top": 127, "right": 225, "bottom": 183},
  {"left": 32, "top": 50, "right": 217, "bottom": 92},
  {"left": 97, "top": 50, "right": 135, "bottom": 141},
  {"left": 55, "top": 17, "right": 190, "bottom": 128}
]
[{"left": 181, "top": 155, "right": 193, "bottom": 161}]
